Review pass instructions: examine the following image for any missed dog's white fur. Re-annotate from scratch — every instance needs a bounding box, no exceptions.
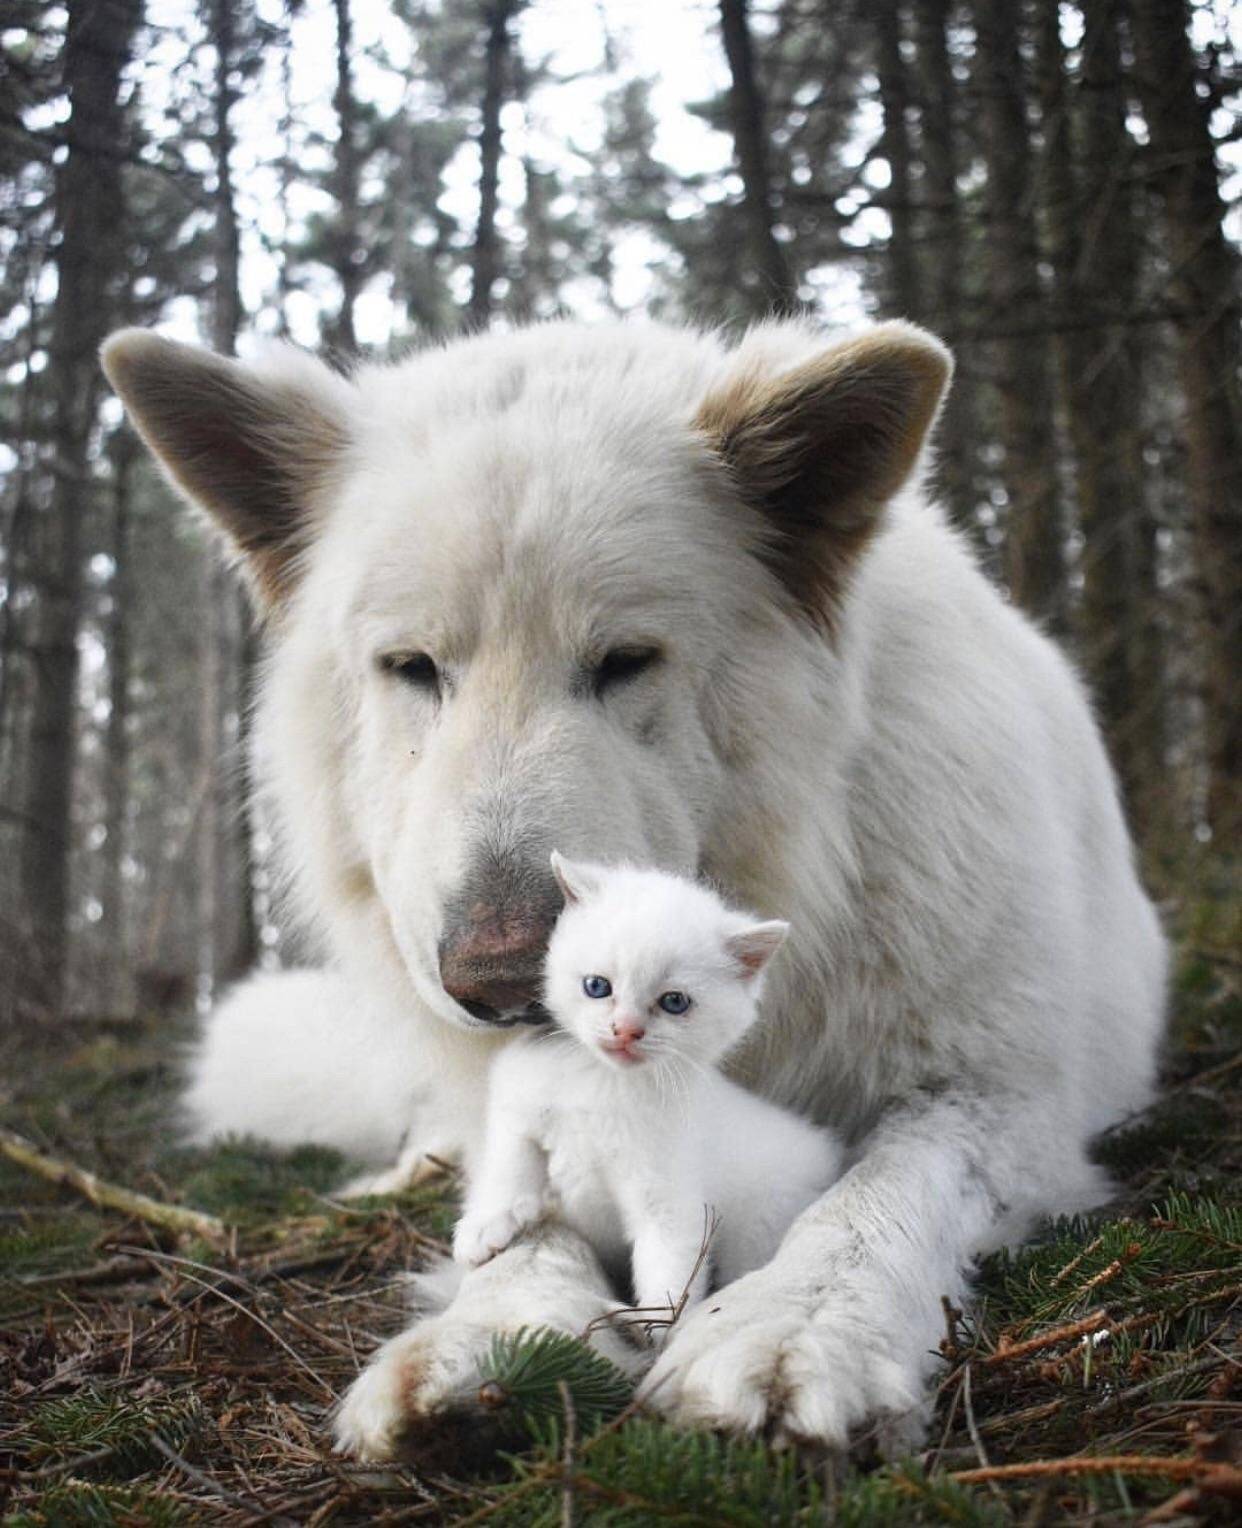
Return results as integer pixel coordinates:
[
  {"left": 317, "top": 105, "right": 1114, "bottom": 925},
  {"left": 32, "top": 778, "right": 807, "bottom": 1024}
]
[{"left": 102, "top": 317, "right": 1166, "bottom": 1459}]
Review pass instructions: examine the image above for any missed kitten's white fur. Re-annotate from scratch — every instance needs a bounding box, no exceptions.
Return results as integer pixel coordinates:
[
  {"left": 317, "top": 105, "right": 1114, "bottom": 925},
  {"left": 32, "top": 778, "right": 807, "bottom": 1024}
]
[{"left": 453, "top": 858, "right": 842, "bottom": 1323}]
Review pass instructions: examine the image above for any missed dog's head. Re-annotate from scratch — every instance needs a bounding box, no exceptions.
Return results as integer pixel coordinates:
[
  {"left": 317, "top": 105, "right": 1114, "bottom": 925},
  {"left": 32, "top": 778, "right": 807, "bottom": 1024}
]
[{"left": 102, "top": 320, "right": 949, "bottom": 1031}]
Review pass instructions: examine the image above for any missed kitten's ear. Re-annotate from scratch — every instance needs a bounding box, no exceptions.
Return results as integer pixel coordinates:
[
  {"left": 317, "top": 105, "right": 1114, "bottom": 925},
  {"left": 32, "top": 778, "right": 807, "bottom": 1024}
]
[
  {"left": 726, "top": 920, "right": 790, "bottom": 979},
  {"left": 550, "top": 852, "right": 603, "bottom": 906}
]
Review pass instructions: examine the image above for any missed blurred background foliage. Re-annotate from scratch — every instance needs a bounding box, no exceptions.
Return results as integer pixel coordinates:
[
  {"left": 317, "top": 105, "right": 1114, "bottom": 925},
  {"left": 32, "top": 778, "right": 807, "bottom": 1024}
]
[{"left": 0, "top": 0, "right": 1238, "bottom": 1024}]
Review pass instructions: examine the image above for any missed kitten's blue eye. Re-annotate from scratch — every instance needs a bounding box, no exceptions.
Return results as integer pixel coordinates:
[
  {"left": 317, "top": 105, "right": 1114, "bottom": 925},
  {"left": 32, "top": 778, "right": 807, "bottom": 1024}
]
[
  {"left": 583, "top": 975, "right": 612, "bottom": 999},
  {"left": 658, "top": 990, "right": 691, "bottom": 1015}
]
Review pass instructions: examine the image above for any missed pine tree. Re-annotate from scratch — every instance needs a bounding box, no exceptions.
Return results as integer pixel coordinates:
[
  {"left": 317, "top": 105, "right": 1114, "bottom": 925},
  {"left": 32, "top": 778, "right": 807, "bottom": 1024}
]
[
  {"left": 911, "top": 0, "right": 979, "bottom": 535},
  {"left": 1129, "top": 0, "right": 1242, "bottom": 837},
  {"left": 468, "top": 0, "right": 524, "bottom": 328},
  {"left": 100, "top": 429, "right": 138, "bottom": 1012},
  {"left": 1033, "top": 0, "right": 1163, "bottom": 816},
  {"left": 17, "top": 0, "right": 143, "bottom": 1016},
  {"left": 717, "top": 0, "right": 797, "bottom": 316},
  {"left": 873, "top": 1, "right": 922, "bottom": 320},
  {"left": 326, "top": 0, "right": 362, "bottom": 354},
  {"left": 971, "top": 0, "right": 1066, "bottom": 631}
]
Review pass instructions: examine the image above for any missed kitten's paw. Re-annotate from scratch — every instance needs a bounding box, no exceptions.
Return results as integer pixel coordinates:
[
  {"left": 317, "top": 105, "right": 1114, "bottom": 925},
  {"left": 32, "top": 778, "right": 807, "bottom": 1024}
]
[
  {"left": 452, "top": 1197, "right": 543, "bottom": 1267},
  {"left": 643, "top": 1272, "right": 926, "bottom": 1451}
]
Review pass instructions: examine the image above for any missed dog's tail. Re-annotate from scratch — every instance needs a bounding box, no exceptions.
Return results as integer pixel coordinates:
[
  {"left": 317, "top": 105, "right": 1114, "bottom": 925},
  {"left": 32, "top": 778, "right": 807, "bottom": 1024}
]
[{"left": 181, "top": 969, "right": 423, "bottom": 1167}]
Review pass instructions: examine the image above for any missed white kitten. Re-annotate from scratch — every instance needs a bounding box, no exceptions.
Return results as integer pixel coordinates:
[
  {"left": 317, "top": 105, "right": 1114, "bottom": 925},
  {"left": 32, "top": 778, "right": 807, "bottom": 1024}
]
[{"left": 452, "top": 855, "right": 843, "bottom": 1331}]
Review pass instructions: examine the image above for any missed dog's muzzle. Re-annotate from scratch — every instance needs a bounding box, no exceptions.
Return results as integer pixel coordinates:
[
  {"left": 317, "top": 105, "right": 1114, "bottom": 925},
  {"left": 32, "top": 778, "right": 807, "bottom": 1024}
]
[{"left": 438, "top": 913, "right": 557, "bottom": 1027}]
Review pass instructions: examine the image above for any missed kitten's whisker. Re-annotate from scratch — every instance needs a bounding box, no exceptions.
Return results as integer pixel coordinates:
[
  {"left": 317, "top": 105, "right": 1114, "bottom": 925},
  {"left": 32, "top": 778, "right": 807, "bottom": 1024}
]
[{"left": 661, "top": 1052, "right": 694, "bottom": 1123}]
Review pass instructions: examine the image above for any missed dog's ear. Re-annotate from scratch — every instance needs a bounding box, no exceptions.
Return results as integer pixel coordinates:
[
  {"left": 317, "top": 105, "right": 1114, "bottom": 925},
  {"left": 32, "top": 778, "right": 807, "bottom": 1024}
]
[
  {"left": 101, "top": 330, "right": 351, "bottom": 608},
  {"left": 696, "top": 322, "right": 951, "bottom": 631}
]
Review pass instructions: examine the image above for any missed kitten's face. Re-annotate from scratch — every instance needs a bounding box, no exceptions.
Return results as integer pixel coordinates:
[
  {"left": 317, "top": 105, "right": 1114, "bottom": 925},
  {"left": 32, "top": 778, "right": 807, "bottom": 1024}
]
[{"left": 543, "top": 856, "right": 788, "bottom": 1075}]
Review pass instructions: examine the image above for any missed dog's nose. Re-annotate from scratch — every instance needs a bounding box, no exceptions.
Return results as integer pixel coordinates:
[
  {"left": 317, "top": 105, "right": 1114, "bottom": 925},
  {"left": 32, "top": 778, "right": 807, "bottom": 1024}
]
[
  {"left": 438, "top": 911, "right": 557, "bottom": 1024},
  {"left": 439, "top": 858, "right": 565, "bottom": 1024}
]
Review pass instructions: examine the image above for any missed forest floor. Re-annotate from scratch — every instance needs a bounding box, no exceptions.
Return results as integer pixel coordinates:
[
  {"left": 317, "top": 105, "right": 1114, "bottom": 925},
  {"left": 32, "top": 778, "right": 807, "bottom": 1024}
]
[{"left": 1, "top": 862, "right": 1238, "bottom": 1526}]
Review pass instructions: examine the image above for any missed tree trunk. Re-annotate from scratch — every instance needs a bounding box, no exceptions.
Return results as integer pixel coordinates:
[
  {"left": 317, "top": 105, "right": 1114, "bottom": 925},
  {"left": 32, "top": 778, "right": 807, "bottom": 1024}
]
[
  {"left": 0, "top": 272, "right": 45, "bottom": 776},
  {"left": 874, "top": 2, "right": 921, "bottom": 320},
  {"left": 205, "top": 0, "right": 258, "bottom": 994},
  {"left": 274, "top": 20, "right": 297, "bottom": 338},
  {"left": 18, "top": 0, "right": 141, "bottom": 1016},
  {"left": 971, "top": 0, "right": 1066, "bottom": 631},
  {"left": 719, "top": 0, "right": 797, "bottom": 316},
  {"left": 1033, "top": 0, "right": 1161, "bottom": 816},
  {"left": 912, "top": 0, "right": 978, "bottom": 538},
  {"left": 102, "top": 432, "right": 137, "bottom": 1014},
  {"left": 210, "top": 0, "right": 242, "bottom": 359},
  {"left": 1130, "top": 0, "right": 1242, "bottom": 836},
  {"left": 467, "top": 0, "right": 515, "bottom": 329},
  {"left": 328, "top": 0, "right": 361, "bottom": 354}
]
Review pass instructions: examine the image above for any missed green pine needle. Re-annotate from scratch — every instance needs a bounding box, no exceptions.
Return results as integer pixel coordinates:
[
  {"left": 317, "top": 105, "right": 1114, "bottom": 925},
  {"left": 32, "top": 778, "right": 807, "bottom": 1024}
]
[
  {"left": 20, "top": 1389, "right": 205, "bottom": 1481},
  {"left": 471, "top": 1423, "right": 1003, "bottom": 1526},
  {"left": 976, "top": 1190, "right": 1240, "bottom": 1334},
  {"left": 479, "top": 1326, "right": 635, "bottom": 1437},
  {"left": 3, "top": 1479, "right": 190, "bottom": 1527}
]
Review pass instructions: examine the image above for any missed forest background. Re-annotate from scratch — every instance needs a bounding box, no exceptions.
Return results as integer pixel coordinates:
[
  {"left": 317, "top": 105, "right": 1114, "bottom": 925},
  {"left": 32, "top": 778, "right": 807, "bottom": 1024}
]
[
  {"left": 0, "top": 3, "right": 1240, "bottom": 1523},
  {"left": 0, "top": 0, "right": 1238, "bottom": 1022}
]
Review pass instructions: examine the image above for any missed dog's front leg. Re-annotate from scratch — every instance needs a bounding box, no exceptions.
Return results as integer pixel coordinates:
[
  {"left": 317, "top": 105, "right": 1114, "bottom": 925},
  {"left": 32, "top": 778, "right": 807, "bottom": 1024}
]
[
  {"left": 334, "top": 1222, "right": 639, "bottom": 1461},
  {"left": 645, "top": 1091, "right": 1078, "bottom": 1451}
]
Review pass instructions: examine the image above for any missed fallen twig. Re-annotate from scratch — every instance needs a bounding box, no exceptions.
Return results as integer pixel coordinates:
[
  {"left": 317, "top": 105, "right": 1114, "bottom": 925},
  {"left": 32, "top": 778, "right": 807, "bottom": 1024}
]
[
  {"left": 559, "top": 1379, "right": 577, "bottom": 1528},
  {"left": 14, "top": 1254, "right": 155, "bottom": 1288},
  {"left": 149, "top": 1431, "right": 298, "bottom": 1524},
  {"left": 117, "top": 1245, "right": 336, "bottom": 1399},
  {"left": 1050, "top": 1233, "right": 1106, "bottom": 1287},
  {"left": 986, "top": 1309, "right": 1109, "bottom": 1365},
  {"left": 948, "top": 1454, "right": 1242, "bottom": 1494},
  {"left": 960, "top": 1364, "right": 990, "bottom": 1471},
  {"left": 0, "top": 1127, "right": 226, "bottom": 1241}
]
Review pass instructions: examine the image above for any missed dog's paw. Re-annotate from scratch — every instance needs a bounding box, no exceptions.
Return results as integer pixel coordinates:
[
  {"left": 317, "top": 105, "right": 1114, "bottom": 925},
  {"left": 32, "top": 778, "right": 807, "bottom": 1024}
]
[
  {"left": 452, "top": 1198, "right": 542, "bottom": 1267},
  {"left": 334, "top": 1224, "right": 651, "bottom": 1460},
  {"left": 642, "top": 1272, "right": 926, "bottom": 1451},
  {"left": 338, "top": 1153, "right": 450, "bottom": 1201},
  {"left": 334, "top": 1319, "right": 486, "bottom": 1461}
]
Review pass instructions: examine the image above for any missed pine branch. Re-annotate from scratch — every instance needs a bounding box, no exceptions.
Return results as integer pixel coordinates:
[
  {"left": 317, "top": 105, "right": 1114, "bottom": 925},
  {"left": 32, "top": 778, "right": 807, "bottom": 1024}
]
[
  {"left": 478, "top": 1326, "right": 634, "bottom": 1439},
  {"left": 22, "top": 1389, "right": 206, "bottom": 1481}
]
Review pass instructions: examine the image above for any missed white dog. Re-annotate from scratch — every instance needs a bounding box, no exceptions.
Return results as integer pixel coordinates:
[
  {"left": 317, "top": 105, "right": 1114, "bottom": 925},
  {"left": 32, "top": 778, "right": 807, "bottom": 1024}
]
[{"left": 102, "top": 317, "right": 1166, "bottom": 1458}]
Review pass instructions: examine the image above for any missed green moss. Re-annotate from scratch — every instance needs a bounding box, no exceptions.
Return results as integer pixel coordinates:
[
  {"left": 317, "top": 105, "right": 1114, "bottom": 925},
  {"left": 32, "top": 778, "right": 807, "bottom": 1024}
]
[
  {"left": 169, "top": 1137, "right": 347, "bottom": 1221},
  {"left": 0, "top": 1217, "right": 100, "bottom": 1276},
  {"left": 339, "top": 1171, "right": 461, "bottom": 1238}
]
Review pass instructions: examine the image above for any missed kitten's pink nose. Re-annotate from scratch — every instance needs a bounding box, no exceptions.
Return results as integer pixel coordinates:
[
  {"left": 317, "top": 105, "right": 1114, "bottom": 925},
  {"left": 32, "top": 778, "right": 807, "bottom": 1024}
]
[{"left": 611, "top": 1019, "right": 646, "bottom": 1045}]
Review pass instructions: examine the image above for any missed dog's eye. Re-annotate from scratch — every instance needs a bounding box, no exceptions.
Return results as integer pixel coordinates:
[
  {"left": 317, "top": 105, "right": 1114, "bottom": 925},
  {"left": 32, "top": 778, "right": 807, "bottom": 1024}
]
[
  {"left": 379, "top": 652, "right": 440, "bottom": 695},
  {"left": 583, "top": 975, "right": 612, "bottom": 999},
  {"left": 657, "top": 990, "right": 691, "bottom": 1015},
  {"left": 592, "top": 646, "right": 661, "bottom": 697}
]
